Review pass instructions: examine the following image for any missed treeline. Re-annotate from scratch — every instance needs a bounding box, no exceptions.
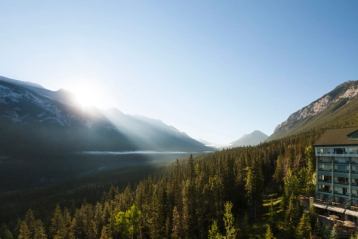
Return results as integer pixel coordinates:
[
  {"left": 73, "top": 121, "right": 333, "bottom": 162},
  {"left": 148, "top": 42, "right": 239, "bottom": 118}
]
[{"left": 0, "top": 130, "right": 338, "bottom": 238}]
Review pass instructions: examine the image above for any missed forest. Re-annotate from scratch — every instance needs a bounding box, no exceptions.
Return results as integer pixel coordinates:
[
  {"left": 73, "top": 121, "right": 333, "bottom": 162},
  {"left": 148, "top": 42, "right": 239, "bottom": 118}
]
[{"left": 0, "top": 129, "right": 357, "bottom": 239}]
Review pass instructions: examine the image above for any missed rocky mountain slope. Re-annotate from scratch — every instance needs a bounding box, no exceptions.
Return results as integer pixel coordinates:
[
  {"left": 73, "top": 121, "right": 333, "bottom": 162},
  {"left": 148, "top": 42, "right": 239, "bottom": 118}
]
[
  {"left": 230, "top": 130, "right": 268, "bottom": 147},
  {"left": 268, "top": 80, "right": 358, "bottom": 140}
]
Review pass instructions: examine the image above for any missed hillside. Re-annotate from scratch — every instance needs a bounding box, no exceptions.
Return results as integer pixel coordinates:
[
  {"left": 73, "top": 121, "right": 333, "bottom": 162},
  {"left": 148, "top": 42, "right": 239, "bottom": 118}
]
[
  {"left": 1, "top": 130, "right": 318, "bottom": 239},
  {"left": 230, "top": 130, "right": 268, "bottom": 147},
  {"left": 268, "top": 80, "right": 358, "bottom": 140}
]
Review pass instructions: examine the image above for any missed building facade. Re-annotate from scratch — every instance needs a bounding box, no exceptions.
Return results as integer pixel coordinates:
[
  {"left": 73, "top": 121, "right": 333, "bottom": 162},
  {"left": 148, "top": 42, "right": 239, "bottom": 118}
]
[{"left": 314, "top": 128, "right": 358, "bottom": 225}]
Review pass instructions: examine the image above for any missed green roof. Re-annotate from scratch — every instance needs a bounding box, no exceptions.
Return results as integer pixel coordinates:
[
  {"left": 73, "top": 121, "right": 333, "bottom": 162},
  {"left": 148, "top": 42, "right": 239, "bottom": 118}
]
[{"left": 315, "top": 128, "right": 358, "bottom": 146}]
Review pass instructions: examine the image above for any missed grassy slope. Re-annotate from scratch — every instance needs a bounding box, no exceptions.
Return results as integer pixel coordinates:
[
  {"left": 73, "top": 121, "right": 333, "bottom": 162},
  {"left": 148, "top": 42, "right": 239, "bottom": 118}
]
[{"left": 269, "top": 96, "right": 358, "bottom": 141}]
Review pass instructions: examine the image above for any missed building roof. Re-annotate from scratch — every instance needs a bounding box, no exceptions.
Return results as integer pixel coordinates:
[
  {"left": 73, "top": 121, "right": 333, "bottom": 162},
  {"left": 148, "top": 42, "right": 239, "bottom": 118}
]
[{"left": 315, "top": 128, "right": 358, "bottom": 146}]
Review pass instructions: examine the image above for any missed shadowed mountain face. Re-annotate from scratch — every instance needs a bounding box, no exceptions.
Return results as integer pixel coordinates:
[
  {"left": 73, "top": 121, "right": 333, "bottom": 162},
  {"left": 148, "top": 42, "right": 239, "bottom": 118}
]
[
  {"left": 0, "top": 76, "right": 211, "bottom": 156},
  {"left": 105, "top": 109, "right": 211, "bottom": 152},
  {"left": 230, "top": 130, "right": 268, "bottom": 147},
  {"left": 0, "top": 76, "right": 135, "bottom": 155},
  {"left": 268, "top": 80, "right": 358, "bottom": 141}
]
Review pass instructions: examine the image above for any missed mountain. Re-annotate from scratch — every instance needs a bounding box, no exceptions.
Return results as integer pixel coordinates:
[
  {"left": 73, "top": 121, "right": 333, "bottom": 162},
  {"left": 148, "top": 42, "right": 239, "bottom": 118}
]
[
  {"left": 105, "top": 109, "right": 211, "bottom": 152},
  {"left": 230, "top": 130, "right": 268, "bottom": 147},
  {"left": 268, "top": 80, "right": 358, "bottom": 140},
  {"left": 0, "top": 76, "right": 212, "bottom": 192},
  {"left": 0, "top": 76, "right": 135, "bottom": 155},
  {"left": 0, "top": 76, "right": 211, "bottom": 155}
]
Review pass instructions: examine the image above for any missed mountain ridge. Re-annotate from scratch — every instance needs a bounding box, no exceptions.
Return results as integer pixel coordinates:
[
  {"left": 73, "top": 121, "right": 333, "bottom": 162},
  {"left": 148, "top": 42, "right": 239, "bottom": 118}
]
[
  {"left": 0, "top": 75, "right": 211, "bottom": 154},
  {"left": 268, "top": 80, "right": 358, "bottom": 140}
]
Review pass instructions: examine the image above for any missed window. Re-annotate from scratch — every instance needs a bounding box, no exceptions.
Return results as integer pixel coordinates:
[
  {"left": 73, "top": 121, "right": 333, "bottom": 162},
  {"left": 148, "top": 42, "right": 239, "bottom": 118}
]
[
  {"left": 334, "top": 196, "right": 347, "bottom": 204},
  {"left": 347, "top": 148, "right": 358, "bottom": 155},
  {"left": 348, "top": 130, "right": 358, "bottom": 140},
  {"left": 319, "top": 175, "right": 332, "bottom": 182},
  {"left": 335, "top": 176, "right": 348, "bottom": 184},
  {"left": 318, "top": 184, "right": 331, "bottom": 193},
  {"left": 335, "top": 157, "right": 348, "bottom": 164},
  {"left": 319, "top": 163, "right": 332, "bottom": 171},
  {"left": 352, "top": 178, "right": 358, "bottom": 186},
  {"left": 334, "top": 164, "right": 348, "bottom": 172},
  {"left": 319, "top": 157, "right": 331, "bottom": 163},
  {"left": 352, "top": 165, "right": 358, "bottom": 173},
  {"left": 334, "top": 186, "right": 348, "bottom": 196},
  {"left": 352, "top": 157, "right": 358, "bottom": 163},
  {"left": 334, "top": 148, "right": 345, "bottom": 154}
]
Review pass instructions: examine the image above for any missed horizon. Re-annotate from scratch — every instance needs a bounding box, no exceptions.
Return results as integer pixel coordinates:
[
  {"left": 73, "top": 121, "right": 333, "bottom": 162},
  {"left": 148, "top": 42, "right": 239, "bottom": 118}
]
[{"left": 0, "top": 1, "right": 357, "bottom": 145}]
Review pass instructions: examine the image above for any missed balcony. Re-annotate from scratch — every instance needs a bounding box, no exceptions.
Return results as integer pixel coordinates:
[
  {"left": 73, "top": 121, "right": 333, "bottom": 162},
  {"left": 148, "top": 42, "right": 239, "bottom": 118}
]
[
  {"left": 318, "top": 180, "right": 332, "bottom": 184},
  {"left": 334, "top": 168, "right": 349, "bottom": 173},
  {"left": 318, "top": 189, "right": 332, "bottom": 194}
]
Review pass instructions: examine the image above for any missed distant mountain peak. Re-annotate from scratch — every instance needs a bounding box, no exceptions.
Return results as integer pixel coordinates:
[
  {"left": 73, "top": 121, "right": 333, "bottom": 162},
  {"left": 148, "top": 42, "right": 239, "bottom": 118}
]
[{"left": 230, "top": 130, "right": 268, "bottom": 147}]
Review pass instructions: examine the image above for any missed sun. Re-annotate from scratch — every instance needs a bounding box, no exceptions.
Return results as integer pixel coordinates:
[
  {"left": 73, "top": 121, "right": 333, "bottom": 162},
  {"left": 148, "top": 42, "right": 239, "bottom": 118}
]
[
  {"left": 68, "top": 83, "right": 108, "bottom": 109},
  {"left": 74, "top": 89, "right": 98, "bottom": 108}
]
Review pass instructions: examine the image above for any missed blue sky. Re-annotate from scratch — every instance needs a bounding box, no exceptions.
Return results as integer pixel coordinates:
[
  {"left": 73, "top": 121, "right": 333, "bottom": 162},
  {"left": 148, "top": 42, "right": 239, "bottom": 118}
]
[{"left": 0, "top": 0, "right": 357, "bottom": 145}]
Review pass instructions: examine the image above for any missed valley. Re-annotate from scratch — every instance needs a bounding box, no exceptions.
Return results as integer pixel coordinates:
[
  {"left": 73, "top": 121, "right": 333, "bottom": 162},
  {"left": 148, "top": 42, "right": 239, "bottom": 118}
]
[{"left": 1, "top": 78, "right": 358, "bottom": 238}]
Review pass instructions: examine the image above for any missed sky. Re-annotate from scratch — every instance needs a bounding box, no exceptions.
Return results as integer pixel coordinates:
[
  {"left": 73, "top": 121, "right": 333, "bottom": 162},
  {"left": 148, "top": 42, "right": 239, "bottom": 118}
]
[{"left": 0, "top": 0, "right": 357, "bottom": 145}]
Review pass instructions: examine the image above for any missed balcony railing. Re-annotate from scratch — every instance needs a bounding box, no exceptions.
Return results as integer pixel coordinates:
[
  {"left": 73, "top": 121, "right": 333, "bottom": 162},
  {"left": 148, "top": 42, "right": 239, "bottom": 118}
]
[
  {"left": 318, "top": 168, "right": 332, "bottom": 172},
  {"left": 318, "top": 180, "right": 332, "bottom": 184},
  {"left": 314, "top": 198, "right": 358, "bottom": 212},
  {"left": 318, "top": 190, "right": 332, "bottom": 194},
  {"left": 334, "top": 181, "right": 349, "bottom": 185}
]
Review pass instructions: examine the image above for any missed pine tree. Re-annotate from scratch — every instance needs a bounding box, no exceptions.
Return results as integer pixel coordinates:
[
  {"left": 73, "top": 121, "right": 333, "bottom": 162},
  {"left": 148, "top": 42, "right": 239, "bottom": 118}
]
[
  {"left": 329, "top": 223, "right": 338, "bottom": 239},
  {"left": 182, "top": 179, "right": 194, "bottom": 237},
  {"left": 115, "top": 204, "right": 142, "bottom": 239},
  {"left": 223, "top": 202, "right": 237, "bottom": 239},
  {"left": 295, "top": 211, "right": 312, "bottom": 239},
  {"left": 268, "top": 199, "right": 275, "bottom": 223},
  {"left": 208, "top": 220, "right": 222, "bottom": 239},
  {"left": 285, "top": 194, "right": 301, "bottom": 229},
  {"left": 50, "top": 205, "right": 65, "bottom": 239},
  {"left": 18, "top": 221, "right": 31, "bottom": 239},
  {"left": 171, "top": 206, "right": 182, "bottom": 239},
  {"left": 100, "top": 225, "right": 112, "bottom": 239},
  {"left": 24, "top": 209, "right": 36, "bottom": 237},
  {"left": 264, "top": 224, "right": 276, "bottom": 239},
  {"left": 33, "top": 220, "right": 47, "bottom": 239}
]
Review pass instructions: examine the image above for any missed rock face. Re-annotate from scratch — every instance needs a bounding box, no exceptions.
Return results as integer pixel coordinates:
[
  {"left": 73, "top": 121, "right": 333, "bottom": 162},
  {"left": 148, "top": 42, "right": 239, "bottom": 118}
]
[
  {"left": 230, "top": 130, "right": 268, "bottom": 147},
  {"left": 0, "top": 76, "right": 211, "bottom": 155},
  {"left": 269, "top": 80, "right": 358, "bottom": 140}
]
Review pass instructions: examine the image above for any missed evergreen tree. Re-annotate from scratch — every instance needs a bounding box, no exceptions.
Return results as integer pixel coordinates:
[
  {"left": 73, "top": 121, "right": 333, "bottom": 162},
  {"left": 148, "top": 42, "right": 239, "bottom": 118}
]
[
  {"left": 24, "top": 209, "right": 36, "bottom": 237},
  {"left": 171, "top": 206, "right": 183, "bottom": 239},
  {"left": 100, "top": 225, "right": 112, "bottom": 239},
  {"left": 115, "top": 204, "right": 142, "bottom": 239},
  {"left": 223, "top": 202, "right": 237, "bottom": 239},
  {"left": 18, "top": 221, "right": 31, "bottom": 239},
  {"left": 182, "top": 179, "right": 195, "bottom": 238},
  {"left": 33, "top": 220, "right": 47, "bottom": 239},
  {"left": 264, "top": 224, "right": 276, "bottom": 239},
  {"left": 295, "top": 211, "right": 312, "bottom": 239},
  {"left": 208, "top": 220, "right": 222, "bottom": 239},
  {"left": 285, "top": 194, "right": 301, "bottom": 229},
  {"left": 50, "top": 205, "right": 65, "bottom": 239},
  {"left": 329, "top": 223, "right": 338, "bottom": 239}
]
